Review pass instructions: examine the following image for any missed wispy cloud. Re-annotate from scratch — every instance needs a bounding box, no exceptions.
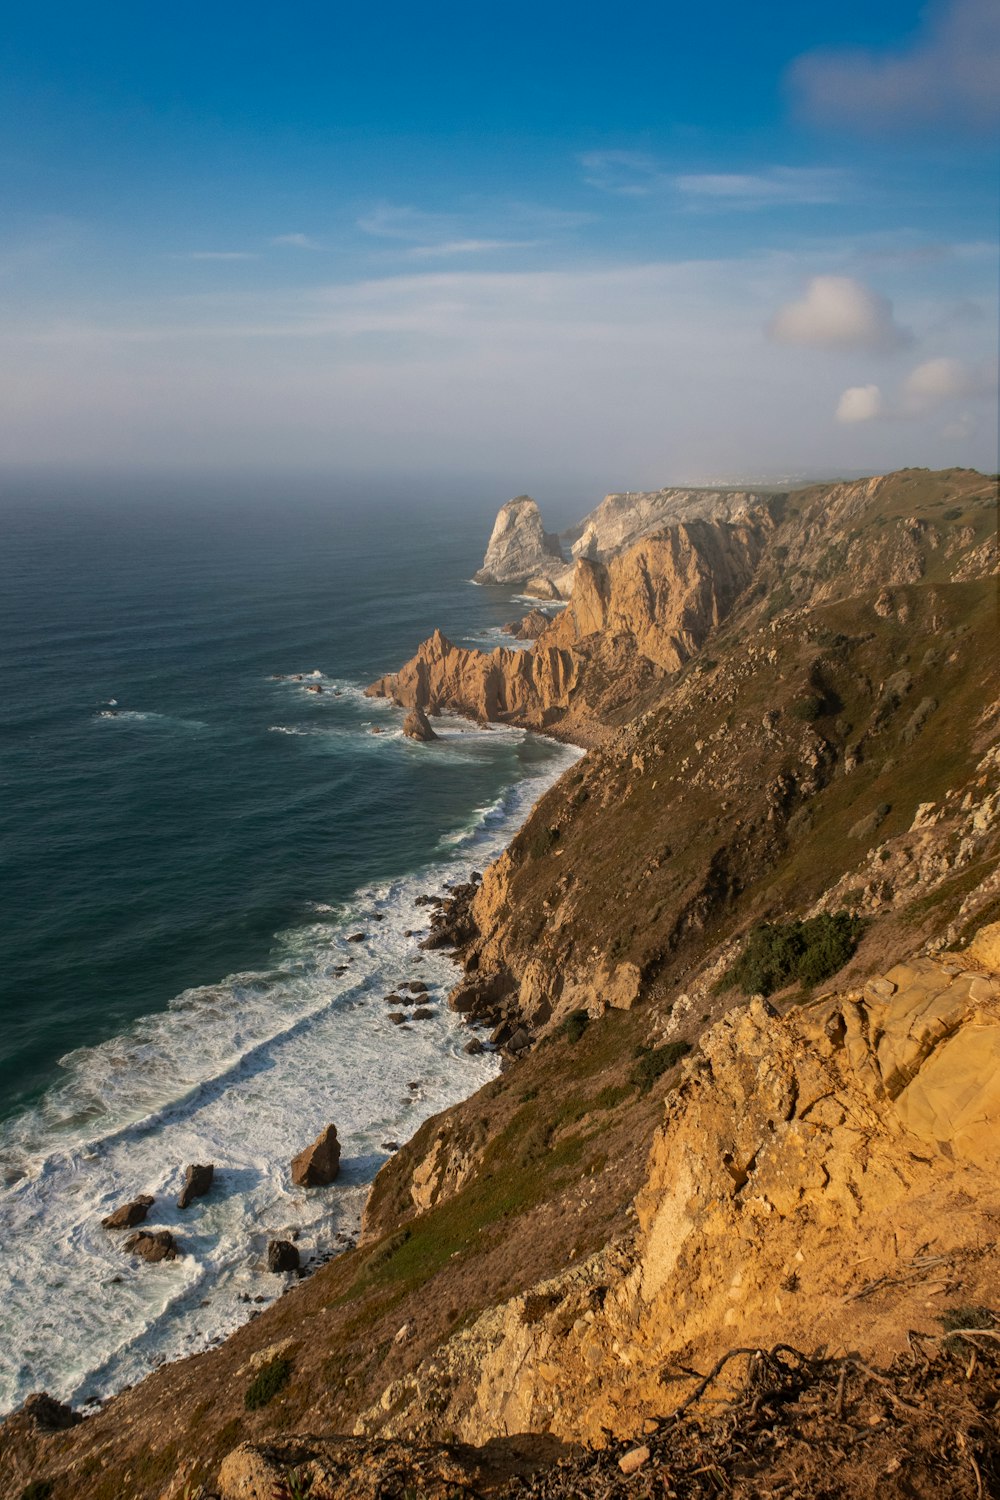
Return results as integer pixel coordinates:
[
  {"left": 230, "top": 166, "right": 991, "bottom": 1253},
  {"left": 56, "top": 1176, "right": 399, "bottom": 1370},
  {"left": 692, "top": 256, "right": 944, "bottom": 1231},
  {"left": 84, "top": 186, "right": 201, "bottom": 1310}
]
[
  {"left": 177, "top": 251, "right": 258, "bottom": 262},
  {"left": 271, "top": 233, "right": 322, "bottom": 250},
  {"left": 356, "top": 200, "right": 584, "bottom": 253},
  {"left": 790, "top": 0, "right": 1000, "bottom": 132},
  {"left": 357, "top": 203, "right": 460, "bottom": 242},
  {"left": 581, "top": 152, "right": 848, "bottom": 207},
  {"left": 675, "top": 168, "right": 847, "bottom": 207},
  {"left": 408, "top": 238, "right": 540, "bottom": 257}
]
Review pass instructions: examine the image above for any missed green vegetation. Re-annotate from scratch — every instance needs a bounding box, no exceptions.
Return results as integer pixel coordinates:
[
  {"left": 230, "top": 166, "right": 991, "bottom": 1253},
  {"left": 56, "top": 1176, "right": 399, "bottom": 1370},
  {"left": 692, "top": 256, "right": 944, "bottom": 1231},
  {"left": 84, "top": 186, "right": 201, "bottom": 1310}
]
[
  {"left": 725, "top": 911, "right": 864, "bottom": 997},
  {"left": 244, "top": 1355, "right": 292, "bottom": 1411},
  {"left": 791, "top": 693, "right": 824, "bottom": 721},
  {"left": 630, "top": 1041, "right": 691, "bottom": 1093},
  {"left": 562, "top": 1008, "right": 590, "bottom": 1044}
]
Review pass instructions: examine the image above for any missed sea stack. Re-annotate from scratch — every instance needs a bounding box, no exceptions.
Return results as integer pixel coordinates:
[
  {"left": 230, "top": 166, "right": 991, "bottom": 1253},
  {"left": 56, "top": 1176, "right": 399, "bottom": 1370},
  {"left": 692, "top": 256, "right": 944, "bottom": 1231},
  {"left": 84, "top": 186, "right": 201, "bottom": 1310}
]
[
  {"left": 403, "top": 705, "right": 438, "bottom": 742},
  {"left": 472, "top": 496, "right": 565, "bottom": 587}
]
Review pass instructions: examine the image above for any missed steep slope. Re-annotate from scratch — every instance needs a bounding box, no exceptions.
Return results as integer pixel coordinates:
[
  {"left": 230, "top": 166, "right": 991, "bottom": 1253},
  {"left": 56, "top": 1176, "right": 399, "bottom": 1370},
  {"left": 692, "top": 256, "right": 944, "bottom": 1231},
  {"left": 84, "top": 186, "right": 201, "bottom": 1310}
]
[{"left": 3, "top": 466, "right": 998, "bottom": 1500}]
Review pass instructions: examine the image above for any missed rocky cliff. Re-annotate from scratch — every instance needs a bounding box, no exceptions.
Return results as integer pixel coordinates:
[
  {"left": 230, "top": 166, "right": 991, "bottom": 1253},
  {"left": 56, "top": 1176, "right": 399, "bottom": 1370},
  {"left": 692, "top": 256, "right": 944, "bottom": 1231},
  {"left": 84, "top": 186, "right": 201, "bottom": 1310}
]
[
  {"left": 568, "top": 485, "right": 778, "bottom": 564},
  {"left": 3, "top": 466, "right": 999, "bottom": 1500},
  {"left": 472, "top": 495, "right": 567, "bottom": 590},
  {"left": 367, "top": 513, "right": 772, "bottom": 739},
  {"left": 355, "top": 945, "right": 1000, "bottom": 1448}
]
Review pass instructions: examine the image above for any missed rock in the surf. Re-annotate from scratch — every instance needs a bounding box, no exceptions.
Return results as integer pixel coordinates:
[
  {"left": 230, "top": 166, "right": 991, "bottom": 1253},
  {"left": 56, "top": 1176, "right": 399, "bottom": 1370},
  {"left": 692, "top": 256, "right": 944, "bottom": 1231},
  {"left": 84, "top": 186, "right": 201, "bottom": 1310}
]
[
  {"left": 267, "top": 1239, "right": 300, "bottom": 1274},
  {"left": 124, "top": 1230, "right": 180, "bottom": 1263},
  {"left": 402, "top": 705, "right": 438, "bottom": 742},
  {"left": 463, "top": 1038, "right": 484, "bottom": 1055},
  {"left": 7, "top": 1392, "right": 81, "bottom": 1435},
  {"left": 101, "top": 1195, "right": 155, "bottom": 1230},
  {"left": 386, "top": 1011, "right": 408, "bottom": 1025},
  {"left": 177, "top": 1163, "right": 214, "bottom": 1210},
  {"left": 412, "top": 1007, "right": 436, "bottom": 1020},
  {"left": 291, "top": 1124, "right": 341, "bottom": 1187},
  {"left": 403, "top": 980, "right": 429, "bottom": 994}
]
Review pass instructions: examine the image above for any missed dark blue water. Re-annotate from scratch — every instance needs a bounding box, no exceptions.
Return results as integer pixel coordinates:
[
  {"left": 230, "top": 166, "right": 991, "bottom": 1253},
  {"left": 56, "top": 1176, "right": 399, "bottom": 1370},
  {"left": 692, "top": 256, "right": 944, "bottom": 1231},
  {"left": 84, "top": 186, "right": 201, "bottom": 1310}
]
[{"left": 0, "top": 480, "right": 554, "bottom": 1121}]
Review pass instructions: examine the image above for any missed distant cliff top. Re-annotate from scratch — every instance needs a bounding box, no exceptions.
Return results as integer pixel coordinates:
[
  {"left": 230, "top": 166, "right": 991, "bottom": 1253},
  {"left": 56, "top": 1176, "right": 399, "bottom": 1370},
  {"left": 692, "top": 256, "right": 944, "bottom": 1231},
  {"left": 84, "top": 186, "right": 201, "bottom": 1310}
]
[{"left": 475, "top": 485, "right": 783, "bottom": 595}]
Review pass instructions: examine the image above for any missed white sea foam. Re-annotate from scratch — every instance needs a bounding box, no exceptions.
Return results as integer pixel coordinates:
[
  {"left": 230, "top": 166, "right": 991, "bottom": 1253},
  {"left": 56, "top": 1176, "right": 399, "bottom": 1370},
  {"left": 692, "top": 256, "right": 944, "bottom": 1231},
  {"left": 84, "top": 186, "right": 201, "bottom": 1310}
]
[
  {"left": 93, "top": 710, "right": 209, "bottom": 730},
  {"left": 0, "top": 735, "right": 582, "bottom": 1416}
]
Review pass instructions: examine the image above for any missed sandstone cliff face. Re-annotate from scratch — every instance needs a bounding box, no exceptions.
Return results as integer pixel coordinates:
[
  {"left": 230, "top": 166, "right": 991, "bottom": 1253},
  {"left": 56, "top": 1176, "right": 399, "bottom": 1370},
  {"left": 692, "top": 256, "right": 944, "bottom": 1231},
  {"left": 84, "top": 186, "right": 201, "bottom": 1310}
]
[
  {"left": 472, "top": 495, "right": 565, "bottom": 586},
  {"left": 356, "top": 941, "right": 1000, "bottom": 1448},
  {"left": 368, "top": 515, "right": 768, "bottom": 736}
]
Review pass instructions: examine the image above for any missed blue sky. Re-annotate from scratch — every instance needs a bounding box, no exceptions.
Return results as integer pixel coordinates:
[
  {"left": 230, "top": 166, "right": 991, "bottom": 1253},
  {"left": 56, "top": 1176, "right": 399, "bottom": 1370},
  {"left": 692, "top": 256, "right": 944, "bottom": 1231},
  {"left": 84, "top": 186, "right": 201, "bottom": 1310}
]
[{"left": 1, "top": 0, "right": 997, "bottom": 491}]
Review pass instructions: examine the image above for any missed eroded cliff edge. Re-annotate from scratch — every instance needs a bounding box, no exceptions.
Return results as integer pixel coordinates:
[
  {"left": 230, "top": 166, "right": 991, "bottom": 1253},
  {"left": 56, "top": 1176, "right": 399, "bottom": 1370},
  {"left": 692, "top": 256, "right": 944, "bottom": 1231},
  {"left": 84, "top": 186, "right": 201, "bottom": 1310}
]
[{"left": 3, "top": 466, "right": 999, "bottom": 1500}]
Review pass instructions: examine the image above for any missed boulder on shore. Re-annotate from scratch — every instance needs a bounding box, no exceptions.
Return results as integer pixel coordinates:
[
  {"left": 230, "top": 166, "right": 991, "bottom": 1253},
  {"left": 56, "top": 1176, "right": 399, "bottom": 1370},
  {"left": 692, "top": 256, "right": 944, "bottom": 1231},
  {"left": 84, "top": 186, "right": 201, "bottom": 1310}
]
[
  {"left": 177, "top": 1163, "right": 214, "bottom": 1210},
  {"left": 403, "top": 706, "right": 438, "bottom": 742},
  {"left": 502, "top": 607, "right": 553, "bottom": 641},
  {"left": 102, "top": 1195, "right": 154, "bottom": 1230},
  {"left": 124, "top": 1230, "right": 179, "bottom": 1263},
  {"left": 267, "top": 1239, "right": 300, "bottom": 1274},
  {"left": 291, "top": 1124, "right": 341, "bottom": 1187}
]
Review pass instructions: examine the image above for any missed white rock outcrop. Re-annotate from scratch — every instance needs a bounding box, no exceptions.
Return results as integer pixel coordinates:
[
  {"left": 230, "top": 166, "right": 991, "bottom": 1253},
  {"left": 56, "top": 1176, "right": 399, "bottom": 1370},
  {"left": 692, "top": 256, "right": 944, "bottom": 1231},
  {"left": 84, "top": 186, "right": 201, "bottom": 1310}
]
[
  {"left": 570, "top": 488, "right": 771, "bottom": 564},
  {"left": 472, "top": 496, "right": 564, "bottom": 586}
]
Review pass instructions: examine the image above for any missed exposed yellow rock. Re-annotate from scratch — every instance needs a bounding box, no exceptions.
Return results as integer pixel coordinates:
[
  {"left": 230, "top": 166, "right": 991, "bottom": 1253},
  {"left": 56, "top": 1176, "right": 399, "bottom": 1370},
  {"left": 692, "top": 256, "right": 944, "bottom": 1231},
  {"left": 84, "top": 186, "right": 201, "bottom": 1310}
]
[
  {"left": 967, "top": 919, "right": 1000, "bottom": 973},
  {"left": 356, "top": 947, "right": 1000, "bottom": 1448},
  {"left": 365, "top": 516, "right": 768, "bottom": 736}
]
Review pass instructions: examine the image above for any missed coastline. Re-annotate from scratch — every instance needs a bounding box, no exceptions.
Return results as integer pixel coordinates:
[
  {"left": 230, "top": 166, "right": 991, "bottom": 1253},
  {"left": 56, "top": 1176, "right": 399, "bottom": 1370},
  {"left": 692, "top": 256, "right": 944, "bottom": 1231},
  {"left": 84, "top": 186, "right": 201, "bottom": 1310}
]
[{"left": 0, "top": 711, "right": 582, "bottom": 1419}]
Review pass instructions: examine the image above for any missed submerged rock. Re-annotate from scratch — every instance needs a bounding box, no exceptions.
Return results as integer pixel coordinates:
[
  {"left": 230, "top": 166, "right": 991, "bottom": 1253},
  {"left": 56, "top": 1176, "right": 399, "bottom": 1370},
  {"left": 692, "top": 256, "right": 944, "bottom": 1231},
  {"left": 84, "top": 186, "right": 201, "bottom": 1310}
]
[
  {"left": 101, "top": 1195, "right": 154, "bottom": 1230},
  {"left": 177, "top": 1163, "right": 214, "bottom": 1210},
  {"left": 291, "top": 1124, "right": 341, "bottom": 1187}
]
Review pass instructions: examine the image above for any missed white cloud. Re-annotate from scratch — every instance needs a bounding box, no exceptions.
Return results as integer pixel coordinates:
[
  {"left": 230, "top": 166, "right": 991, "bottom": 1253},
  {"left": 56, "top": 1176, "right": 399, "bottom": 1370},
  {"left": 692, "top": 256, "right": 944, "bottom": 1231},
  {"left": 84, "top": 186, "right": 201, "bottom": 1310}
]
[
  {"left": 942, "top": 413, "right": 977, "bottom": 439},
  {"left": 790, "top": 0, "right": 1000, "bottom": 131},
  {"left": 271, "top": 234, "right": 321, "bottom": 250},
  {"left": 901, "top": 355, "right": 997, "bottom": 412},
  {"left": 903, "top": 356, "right": 970, "bottom": 407},
  {"left": 768, "top": 276, "right": 910, "bottom": 352},
  {"left": 836, "top": 384, "right": 884, "bottom": 423}
]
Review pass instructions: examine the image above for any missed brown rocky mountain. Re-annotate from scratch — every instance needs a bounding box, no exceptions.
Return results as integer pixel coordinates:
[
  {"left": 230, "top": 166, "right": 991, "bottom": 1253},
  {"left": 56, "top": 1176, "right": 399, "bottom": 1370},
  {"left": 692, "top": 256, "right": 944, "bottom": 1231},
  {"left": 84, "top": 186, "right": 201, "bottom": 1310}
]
[{"left": 2, "top": 466, "right": 998, "bottom": 1500}]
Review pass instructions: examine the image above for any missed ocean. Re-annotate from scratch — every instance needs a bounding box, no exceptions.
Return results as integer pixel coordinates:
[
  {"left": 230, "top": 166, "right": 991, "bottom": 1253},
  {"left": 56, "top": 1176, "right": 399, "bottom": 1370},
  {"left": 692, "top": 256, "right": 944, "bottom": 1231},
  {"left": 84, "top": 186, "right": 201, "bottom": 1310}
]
[{"left": 0, "top": 476, "right": 579, "bottom": 1416}]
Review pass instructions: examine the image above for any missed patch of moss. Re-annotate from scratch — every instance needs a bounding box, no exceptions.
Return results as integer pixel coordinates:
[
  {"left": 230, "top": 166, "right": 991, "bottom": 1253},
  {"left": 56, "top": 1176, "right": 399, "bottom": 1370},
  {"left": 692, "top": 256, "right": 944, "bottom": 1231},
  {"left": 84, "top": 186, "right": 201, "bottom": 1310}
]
[
  {"left": 562, "top": 1009, "right": 589, "bottom": 1044},
  {"left": 630, "top": 1041, "right": 691, "bottom": 1093},
  {"left": 245, "top": 1355, "right": 292, "bottom": 1411}
]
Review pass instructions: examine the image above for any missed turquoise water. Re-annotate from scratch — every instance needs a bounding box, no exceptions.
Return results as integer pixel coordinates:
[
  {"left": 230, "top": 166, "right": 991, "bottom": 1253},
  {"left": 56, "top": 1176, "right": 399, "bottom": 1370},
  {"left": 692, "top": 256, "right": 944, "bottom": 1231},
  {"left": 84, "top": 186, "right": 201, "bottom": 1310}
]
[{"left": 0, "top": 477, "right": 578, "bottom": 1412}]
